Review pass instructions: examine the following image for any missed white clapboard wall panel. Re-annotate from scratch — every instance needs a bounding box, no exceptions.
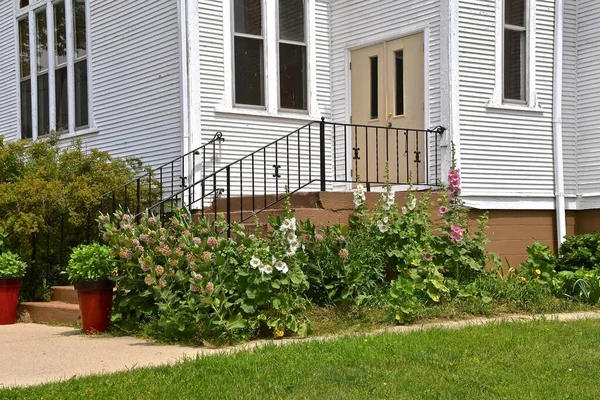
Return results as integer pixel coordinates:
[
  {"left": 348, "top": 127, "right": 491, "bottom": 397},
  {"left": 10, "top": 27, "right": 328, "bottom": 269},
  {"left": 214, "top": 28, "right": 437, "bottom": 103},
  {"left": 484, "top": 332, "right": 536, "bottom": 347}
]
[{"left": 458, "top": 0, "right": 555, "bottom": 197}]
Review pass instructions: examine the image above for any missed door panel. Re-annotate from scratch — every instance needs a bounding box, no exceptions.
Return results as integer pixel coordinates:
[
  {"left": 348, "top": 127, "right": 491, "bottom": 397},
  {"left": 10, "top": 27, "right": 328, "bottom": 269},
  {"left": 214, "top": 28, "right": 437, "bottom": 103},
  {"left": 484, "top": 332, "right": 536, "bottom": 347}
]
[{"left": 351, "top": 32, "right": 425, "bottom": 185}]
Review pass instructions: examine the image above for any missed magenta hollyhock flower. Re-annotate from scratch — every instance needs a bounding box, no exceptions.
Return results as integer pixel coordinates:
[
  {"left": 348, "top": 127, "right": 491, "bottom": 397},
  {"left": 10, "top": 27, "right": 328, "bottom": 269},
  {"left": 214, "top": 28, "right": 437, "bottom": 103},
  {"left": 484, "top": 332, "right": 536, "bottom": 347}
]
[
  {"left": 439, "top": 206, "right": 448, "bottom": 214},
  {"left": 450, "top": 225, "right": 463, "bottom": 243}
]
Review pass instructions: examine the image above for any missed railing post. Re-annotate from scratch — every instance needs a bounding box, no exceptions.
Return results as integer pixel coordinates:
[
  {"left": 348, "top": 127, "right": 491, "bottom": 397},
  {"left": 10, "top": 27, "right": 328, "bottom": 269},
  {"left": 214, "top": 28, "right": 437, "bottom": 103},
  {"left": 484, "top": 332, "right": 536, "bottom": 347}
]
[
  {"left": 226, "top": 166, "right": 231, "bottom": 238},
  {"left": 319, "top": 117, "right": 326, "bottom": 192}
]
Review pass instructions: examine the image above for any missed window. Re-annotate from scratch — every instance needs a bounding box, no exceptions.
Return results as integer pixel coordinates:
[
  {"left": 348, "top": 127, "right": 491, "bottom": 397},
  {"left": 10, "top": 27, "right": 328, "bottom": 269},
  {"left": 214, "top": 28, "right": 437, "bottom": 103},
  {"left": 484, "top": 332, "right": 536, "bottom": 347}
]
[
  {"left": 233, "top": 0, "right": 264, "bottom": 107},
  {"left": 369, "top": 57, "right": 378, "bottom": 119},
  {"left": 230, "top": 0, "right": 309, "bottom": 113},
  {"left": 16, "top": 0, "right": 92, "bottom": 140},
  {"left": 395, "top": 51, "right": 404, "bottom": 116},
  {"left": 278, "top": 0, "right": 306, "bottom": 111},
  {"left": 503, "top": 0, "right": 526, "bottom": 102}
]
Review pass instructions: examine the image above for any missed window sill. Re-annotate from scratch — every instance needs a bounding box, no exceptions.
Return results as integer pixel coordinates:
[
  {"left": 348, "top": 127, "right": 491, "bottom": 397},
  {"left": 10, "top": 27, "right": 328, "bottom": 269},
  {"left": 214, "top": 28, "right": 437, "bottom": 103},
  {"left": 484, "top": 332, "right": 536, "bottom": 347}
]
[
  {"left": 214, "top": 106, "right": 321, "bottom": 122},
  {"left": 55, "top": 127, "right": 100, "bottom": 140},
  {"left": 485, "top": 102, "right": 546, "bottom": 114}
]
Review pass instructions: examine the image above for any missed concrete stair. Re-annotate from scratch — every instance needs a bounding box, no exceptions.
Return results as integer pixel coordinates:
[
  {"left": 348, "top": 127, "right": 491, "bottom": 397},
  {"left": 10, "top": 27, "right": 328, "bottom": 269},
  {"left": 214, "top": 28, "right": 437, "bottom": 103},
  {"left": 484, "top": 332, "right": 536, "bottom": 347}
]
[
  {"left": 19, "top": 286, "right": 81, "bottom": 325},
  {"left": 194, "top": 190, "right": 422, "bottom": 227}
]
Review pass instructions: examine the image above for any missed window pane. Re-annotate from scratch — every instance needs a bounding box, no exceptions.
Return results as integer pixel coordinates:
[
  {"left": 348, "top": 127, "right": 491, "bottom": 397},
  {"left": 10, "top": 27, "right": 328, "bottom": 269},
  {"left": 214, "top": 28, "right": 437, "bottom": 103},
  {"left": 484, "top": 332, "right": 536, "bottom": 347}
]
[
  {"left": 19, "top": 18, "right": 30, "bottom": 78},
  {"left": 38, "top": 74, "right": 49, "bottom": 136},
  {"left": 504, "top": 29, "right": 525, "bottom": 101},
  {"left": 36, "top": 11, "right": 49, "bottom": 72},
  {"left": 234, "top": 0, "right": 262, "bottom": 36},
  {"left": 395, "top": 51, "right": 404, "bottom": 116},
  {"left": 20, "top": 0, "right": 29, "bottom": 8},
  {"left": 20, "top": 80, "right": 32, "bottom": 139},
  {"left": 505, "top": 0, "right": 525, "bottom": 27},
  {"left": 54, "top": 1, "right": 67, "bottom": 66},
  {"left": 370, "top": 57, "right": 378, "bottom": 119},
  {"left": 74, "top": 0, "right": 87, "bottom": 59},
  {"left": 279, "top": 43, "right": 306, "bottom": 110},
  {"left": 56, "top": 67, "right": 68, "bottom": 131},
  {"left": 279, "top": 0, "right": 305, "bottom": 43},
  {"left": 235, "top": 37, "right": 264, "bottom": 106},
  {"left": 75, "top": 60, "right": 89, "bottom": 128}
]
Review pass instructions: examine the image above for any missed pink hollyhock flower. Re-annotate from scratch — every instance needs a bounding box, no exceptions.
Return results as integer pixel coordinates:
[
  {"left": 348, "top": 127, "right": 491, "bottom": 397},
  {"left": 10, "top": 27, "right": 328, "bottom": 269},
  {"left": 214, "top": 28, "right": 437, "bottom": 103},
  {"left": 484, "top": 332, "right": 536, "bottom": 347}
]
[
  {"left": 439, "top": 206, "right": 448, "bottom": 214},
  {"left": 423, "top": 253, "right": 433, "bottom": 262},
  {"left": 450, "top": 225, "right": 463, "bottom": 243}
]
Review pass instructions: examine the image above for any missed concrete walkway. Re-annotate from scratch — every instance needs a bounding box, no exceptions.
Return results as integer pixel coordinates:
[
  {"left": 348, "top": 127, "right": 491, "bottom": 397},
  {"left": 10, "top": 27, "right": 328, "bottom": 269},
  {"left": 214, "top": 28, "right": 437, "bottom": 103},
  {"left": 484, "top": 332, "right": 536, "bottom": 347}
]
[{"left": 2, "top": 310, "right": 600, "bottom": 388}]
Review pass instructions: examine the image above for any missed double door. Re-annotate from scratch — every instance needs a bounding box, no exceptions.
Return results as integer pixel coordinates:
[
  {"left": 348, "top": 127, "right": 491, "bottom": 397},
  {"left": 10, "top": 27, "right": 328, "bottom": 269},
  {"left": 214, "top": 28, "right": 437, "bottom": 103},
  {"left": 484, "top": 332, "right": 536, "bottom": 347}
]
[{"left": 350, "top": 32, "right": 425, "bottom": 184}]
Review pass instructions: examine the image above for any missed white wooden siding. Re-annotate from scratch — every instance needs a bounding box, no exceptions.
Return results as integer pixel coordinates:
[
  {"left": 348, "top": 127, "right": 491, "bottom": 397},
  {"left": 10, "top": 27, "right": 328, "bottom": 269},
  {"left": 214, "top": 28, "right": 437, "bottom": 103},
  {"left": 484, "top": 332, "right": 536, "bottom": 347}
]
[
  {"left": 329, "top": 0, "right": 442, "bottom": 185},
  {"left": 83, "top": 0, "right": 183, "bottom": 171},
  {"left": 0, "top": 1, "right": 183, "bottom": 179},
  {"left": 457, "top": 0, "right": 556, "bottom": 199},
  {"left": 574, "top": 0, "right": 600, "bottom": 197},
  {"left": 0, "top": 2, "right": 18, "bottom": 141},
  {"left": 196, "top": 0, "right": 331, "bottom": 196},
  {"left": 562, "top": 0, "right": 577, "bottom": 196}
]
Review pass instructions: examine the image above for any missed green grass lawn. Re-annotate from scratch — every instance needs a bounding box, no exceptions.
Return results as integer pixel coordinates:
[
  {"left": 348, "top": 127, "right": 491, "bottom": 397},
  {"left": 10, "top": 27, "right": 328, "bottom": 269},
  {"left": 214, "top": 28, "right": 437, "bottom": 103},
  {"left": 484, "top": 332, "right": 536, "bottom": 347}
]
[{"left": 3, "top": 318, "right": 600, "bottom": 400}]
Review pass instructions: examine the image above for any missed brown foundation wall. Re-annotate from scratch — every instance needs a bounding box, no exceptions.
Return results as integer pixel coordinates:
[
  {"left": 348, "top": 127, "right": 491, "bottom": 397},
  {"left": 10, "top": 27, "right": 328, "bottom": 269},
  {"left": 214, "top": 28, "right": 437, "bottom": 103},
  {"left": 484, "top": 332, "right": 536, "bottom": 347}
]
[
  {"left": 575, "top": 210, "right": 600, "bottom": 235},
  {"left": 468, "top": 210, "right": 577, "bottom": 269}
]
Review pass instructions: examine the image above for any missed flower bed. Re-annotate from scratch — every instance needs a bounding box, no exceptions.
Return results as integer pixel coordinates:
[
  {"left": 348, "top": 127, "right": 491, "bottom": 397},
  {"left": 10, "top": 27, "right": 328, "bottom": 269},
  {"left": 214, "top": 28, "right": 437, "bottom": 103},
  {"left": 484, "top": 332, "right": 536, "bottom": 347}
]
[{"left": 97, "top": 161, "right": 514, "bottom": 344}]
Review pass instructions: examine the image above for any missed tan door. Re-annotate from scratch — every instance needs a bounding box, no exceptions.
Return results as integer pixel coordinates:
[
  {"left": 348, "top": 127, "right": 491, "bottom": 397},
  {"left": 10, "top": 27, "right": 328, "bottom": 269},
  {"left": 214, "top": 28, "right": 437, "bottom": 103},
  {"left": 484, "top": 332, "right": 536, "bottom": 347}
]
[{"left": 351, "top": 32, "right": 425, "bottom": 184}]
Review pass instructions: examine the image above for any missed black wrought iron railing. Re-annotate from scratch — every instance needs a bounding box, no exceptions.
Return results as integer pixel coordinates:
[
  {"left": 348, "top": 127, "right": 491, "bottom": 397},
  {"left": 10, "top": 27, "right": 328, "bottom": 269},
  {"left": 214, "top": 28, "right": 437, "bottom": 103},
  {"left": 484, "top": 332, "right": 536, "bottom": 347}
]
[
  {"left": 144, "top": 119, "right": 445, "bottom": 233},
  {"left": 93, "top": 131, "right": 224, "bottom": 220}
]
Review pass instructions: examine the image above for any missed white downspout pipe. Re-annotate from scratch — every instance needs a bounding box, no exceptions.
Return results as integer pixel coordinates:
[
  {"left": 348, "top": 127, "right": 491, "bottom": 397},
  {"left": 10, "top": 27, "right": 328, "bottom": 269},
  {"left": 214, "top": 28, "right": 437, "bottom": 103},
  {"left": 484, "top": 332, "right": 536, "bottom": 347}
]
[{"left": 552, "top": 0, "right": 567, "bottom": 245}]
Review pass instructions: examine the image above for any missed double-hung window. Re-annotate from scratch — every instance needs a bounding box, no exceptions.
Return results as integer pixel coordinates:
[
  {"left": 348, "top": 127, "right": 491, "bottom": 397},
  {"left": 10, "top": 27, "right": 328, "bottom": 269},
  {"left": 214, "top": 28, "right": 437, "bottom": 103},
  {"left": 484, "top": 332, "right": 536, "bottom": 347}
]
[
  {"left": 503, "top": 0, "right": 527, "bottom": 102},
  {"left": 16, "top": 0, "right": 91, "bottom": 140},
  {"left": 232, "top": 0, "right": 308, "bottom": 112},
  {"left": 278, "top": 0, "right": 307, "bottom": 111}
]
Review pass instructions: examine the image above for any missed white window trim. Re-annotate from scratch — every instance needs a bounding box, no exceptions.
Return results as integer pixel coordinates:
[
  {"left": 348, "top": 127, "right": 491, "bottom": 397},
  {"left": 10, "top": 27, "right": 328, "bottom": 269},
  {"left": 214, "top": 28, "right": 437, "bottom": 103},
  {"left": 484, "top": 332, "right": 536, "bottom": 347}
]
[
  {"left": 14, "top": 0, "right": 95, "bottom": 140},
  {"left": 219, "top": 0, "right": 319, "bottom": 118},
  {"left": 488, "top": 0, "right": 542, "bottom": 111}
]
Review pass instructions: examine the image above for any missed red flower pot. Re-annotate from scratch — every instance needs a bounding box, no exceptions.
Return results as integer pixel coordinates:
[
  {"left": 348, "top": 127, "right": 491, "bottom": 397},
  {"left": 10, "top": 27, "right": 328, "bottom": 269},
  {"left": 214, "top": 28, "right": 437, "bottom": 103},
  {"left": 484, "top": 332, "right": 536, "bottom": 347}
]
[
  {"left": 74, "top": 280, "right": 115, "bottom": 334},
  {"left": 0, "top": 278, "right": 22, "bottom": 325}
]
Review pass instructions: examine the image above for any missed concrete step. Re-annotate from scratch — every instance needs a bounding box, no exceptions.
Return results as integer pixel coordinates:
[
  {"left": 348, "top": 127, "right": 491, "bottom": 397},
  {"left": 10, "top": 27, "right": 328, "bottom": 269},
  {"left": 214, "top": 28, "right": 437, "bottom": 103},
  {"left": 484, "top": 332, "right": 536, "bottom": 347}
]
[
  {"left": 51, "top": 286, "right": 78, "bottom": 305},
  {"left": 19, "top": 301, "right": 80, "bottom": 325}
]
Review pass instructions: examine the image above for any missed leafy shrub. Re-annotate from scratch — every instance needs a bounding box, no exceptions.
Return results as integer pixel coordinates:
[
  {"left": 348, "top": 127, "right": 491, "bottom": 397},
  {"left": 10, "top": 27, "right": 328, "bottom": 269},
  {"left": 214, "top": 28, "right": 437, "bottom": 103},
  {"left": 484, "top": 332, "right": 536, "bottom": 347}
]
[
  {"left": 557, "top": 234, "right": 600, "bottom": 272},
  {"left": 65, "top": 243, "right": 115, "bottom": 282},
  {"left": 520, "top": 239, "right": 600, "bottom": 305},
  {"left": 0, "top": 134, "right": 146, "bottom": 299},
  {"left": 297, "top": 220, "right": 386, "bottom": 306},
  {"left": 0, "top": 252, "right": 27, "bottom": 278},
  {"left": 101, "top": 209, "right": 309, "bottom": 344}
]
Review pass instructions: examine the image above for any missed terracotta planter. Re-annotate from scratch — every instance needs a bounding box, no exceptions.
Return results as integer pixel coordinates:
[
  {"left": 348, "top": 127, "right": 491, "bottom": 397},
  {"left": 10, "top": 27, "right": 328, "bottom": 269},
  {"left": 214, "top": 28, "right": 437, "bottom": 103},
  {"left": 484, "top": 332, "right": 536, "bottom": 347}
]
[
  {"left": 0, "top": 278, "right": 22, "bottom": 325},
  {"left": 74, "top": 280, "right": 115, "bottom": 334}
]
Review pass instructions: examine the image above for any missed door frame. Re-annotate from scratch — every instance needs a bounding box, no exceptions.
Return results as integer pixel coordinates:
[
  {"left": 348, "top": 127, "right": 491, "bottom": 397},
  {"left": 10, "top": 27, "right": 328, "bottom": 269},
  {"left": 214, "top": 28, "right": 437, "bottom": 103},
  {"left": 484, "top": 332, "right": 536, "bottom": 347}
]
[{"left": 343, "top": 24, "right": 430, "bottom": 188}]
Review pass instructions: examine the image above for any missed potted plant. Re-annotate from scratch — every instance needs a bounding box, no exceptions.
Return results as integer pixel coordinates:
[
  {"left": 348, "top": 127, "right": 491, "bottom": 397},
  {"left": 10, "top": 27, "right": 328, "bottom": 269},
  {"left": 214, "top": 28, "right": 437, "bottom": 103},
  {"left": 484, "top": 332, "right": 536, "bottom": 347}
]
[
  {"left": 0, "top": 252, "right": 27, "bottom": 325},
  {"left": 66, "top": 243, "right": 116, "bottom": 334}
]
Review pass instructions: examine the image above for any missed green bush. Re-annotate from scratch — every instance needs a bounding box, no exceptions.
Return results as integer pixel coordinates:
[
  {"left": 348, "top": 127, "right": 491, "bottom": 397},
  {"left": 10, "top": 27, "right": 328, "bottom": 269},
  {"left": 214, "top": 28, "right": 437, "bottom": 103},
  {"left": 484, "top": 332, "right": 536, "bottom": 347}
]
[
  {"left": 0, "top": 133, "right": 146, "bottom": 299},
  {"left": 557, "top": 234, "right": 600, "bottom": 272},
  {"left": 0, "top": 252, "right": 27, "bottom": 278},
  {"left": 101, "top": 209, "right": 309, "bottom": 344},
  {"left": 65, "top": 243, "right": 115, "bottom": 282},
  {"left": 520, "top": 239, "right": 600, "bottom": 305}
]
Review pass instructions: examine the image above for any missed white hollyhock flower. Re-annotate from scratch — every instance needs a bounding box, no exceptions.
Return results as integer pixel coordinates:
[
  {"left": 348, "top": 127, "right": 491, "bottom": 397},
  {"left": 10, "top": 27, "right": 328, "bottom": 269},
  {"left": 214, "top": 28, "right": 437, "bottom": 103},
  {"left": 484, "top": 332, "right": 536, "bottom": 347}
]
[
  {"left": 250, "top": 256, "right": 262, "bottom": 269},
  {"left": 259, "top": 264, "right": 273, "bottom": 274},
  {"left": 289, "top": 217, "right": 297, "bottom": 231},
  {"left": 286, "top": 232, "right": 297, "bottom": 243},
  {"left": 286, "top": 247, "right": 297, "bottom": 257},
  {"left": 279, "top": 219, "right": 292, "bottom": 232},
  {"left": 275, "top": 260, "right": 288, "bottom": 273},
  {"left": 377, "top": 220, "right": 389, "bottom": 233},
  {"left": 409, "top": 198, "right": 417, "bottom": 211},
  {"left": 402, "top": 206, "right": 408, "bottom": 215}
]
